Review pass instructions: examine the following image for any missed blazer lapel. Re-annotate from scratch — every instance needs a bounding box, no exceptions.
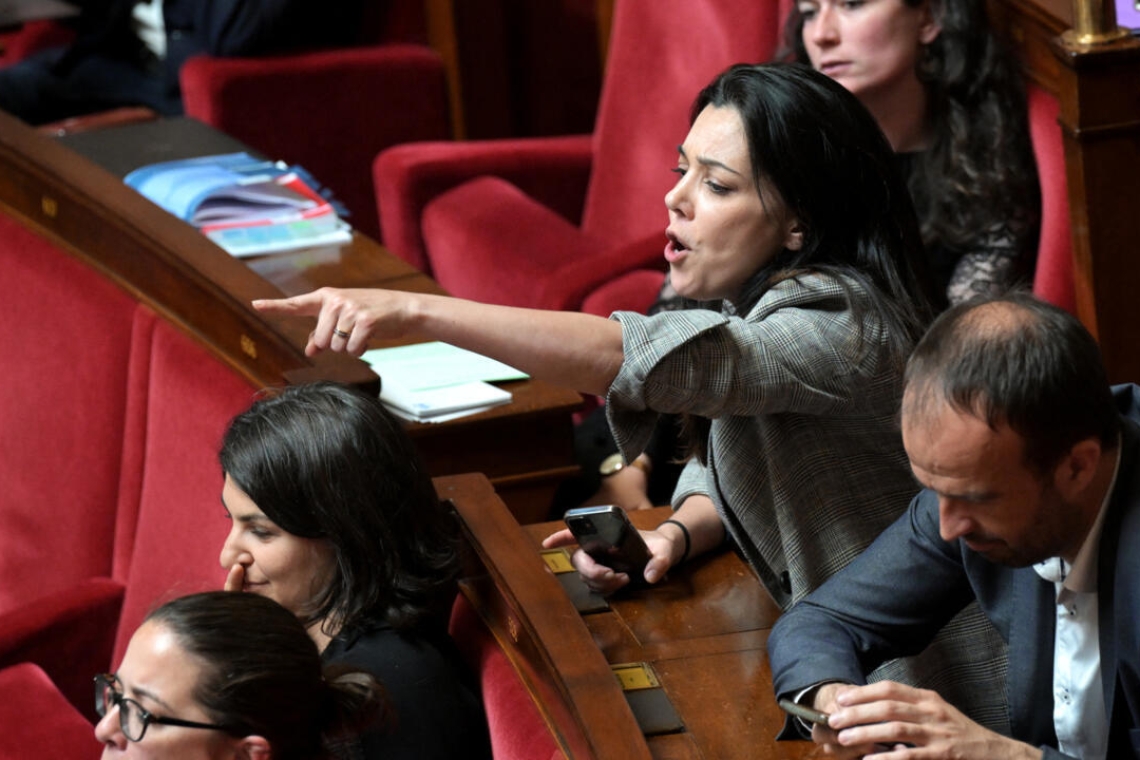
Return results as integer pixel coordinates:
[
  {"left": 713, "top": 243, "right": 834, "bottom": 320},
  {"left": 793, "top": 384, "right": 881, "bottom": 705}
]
[{"left": 1006, "top": 567, "right": 1058, "bottom": 746}]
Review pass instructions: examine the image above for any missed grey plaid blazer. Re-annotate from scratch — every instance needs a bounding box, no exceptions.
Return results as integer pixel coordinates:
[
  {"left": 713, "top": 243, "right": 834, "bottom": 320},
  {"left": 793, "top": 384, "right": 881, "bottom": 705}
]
[{"left": 606, "top": 273, "right": 1010, "bottom": 731}]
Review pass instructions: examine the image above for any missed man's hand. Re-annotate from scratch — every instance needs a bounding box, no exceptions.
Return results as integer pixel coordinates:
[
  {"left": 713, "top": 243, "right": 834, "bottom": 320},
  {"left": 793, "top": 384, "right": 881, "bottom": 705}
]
[{"left": 811, "top": 681, "right": 1042, "bottom": 759}]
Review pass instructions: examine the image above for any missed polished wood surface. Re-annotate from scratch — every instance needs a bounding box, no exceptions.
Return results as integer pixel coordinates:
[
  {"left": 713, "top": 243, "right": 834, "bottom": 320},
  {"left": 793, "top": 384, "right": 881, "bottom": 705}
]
[
  {"left": 0, "top": 113, "right": 581, "bottom": 522},
  {"left": 441, "top": 471, "right": 816, "bottom": 760}
]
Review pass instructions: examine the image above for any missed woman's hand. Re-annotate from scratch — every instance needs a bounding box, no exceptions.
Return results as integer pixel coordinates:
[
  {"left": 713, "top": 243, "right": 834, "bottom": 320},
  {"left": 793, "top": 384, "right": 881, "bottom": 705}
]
[
  {"left": 223, "top": 563, "right": 245, "bottom": 592},
  {"left": 542, "top": 525, "right": 683, "bottom": 594},
  {"left": 253, "top": 287, "right": 415, "bottom": 357}
]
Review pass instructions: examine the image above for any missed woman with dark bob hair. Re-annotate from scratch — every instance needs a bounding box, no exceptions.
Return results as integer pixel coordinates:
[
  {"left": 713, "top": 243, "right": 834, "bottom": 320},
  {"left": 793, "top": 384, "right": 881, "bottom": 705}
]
[
  {"left": 252, "top": 63, "right": 1003, "bottom": 723},
  {"left": 95, "top": 591, "right": 382, "bottom": 759},
  {"left": 218, "top": 381, "right": 489, "bottom": 760}
]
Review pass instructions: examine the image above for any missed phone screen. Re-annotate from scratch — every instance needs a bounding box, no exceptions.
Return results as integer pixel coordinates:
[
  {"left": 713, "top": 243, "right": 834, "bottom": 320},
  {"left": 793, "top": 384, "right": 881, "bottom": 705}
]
[{"left": 564, "top": 506, "right": 650, "bottom": 577}]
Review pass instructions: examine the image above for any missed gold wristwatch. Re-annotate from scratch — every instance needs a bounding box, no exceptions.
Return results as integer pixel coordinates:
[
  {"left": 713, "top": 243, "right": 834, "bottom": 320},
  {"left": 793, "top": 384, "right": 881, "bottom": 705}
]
[{"left": 599, "top": 452, "right": 652, "bottom": 477}]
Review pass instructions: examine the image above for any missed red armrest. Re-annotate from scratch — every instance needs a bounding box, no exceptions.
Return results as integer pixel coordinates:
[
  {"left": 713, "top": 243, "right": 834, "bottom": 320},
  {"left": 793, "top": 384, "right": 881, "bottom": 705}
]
[
  {"left": 180, "top": 44, "right": 449, "bottom": 241},
  {"left": 0, "top": 664, "right": 100, "bottom": 760},
  {"left": 373, "top": 134, "right": 594, "bottom": 273},
  {"left": 536, "top": 232, "right": 667, "bottom": 313},
  {"left": 0, "top": 578, "right": 124, "bottom": 720},
  {"left": 0, "top": 20, "right": 75, "bottom": 65}
]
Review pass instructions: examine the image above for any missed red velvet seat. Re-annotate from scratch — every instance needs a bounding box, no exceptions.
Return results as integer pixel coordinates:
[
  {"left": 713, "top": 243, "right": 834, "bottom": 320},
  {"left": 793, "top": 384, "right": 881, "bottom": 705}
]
[
  {"left": 108, "top": 314, "right": 258, "bottom": 666},
  {"left": 373, "top": 0, "right": 788, "bottom": 310},
  {"left": 0, "top": 663, "right": 99, "bottom": 760},
  {"left": 1027, "top": 84, "right": 1074, "bottom": 313},
  {"left": 449, "top": 594, "right": 564, "bottom": 760},
  {"left": 0, "top": 200, "right": 257, "bottom": 715},
  {"left": 0, "top": 214, "right": 134, "bottom": 616},
  {"left": 0, "top": 19, "right": 75, "bottom": 67}
]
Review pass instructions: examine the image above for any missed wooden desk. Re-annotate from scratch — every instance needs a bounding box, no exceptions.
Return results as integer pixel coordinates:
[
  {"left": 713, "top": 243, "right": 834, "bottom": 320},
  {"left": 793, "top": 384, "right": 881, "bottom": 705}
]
[
  {"left": 439, "top": 472, "right": 816, "bottom": 760},
  {"left": 0, "top": 112, "right": 580, "bottom": 522}
]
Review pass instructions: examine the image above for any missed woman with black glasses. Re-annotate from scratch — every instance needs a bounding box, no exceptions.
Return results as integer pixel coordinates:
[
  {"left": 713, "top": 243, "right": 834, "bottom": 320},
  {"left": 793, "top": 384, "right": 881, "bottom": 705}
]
[{"left": 95, "top": 591, "right": 381, "bottom": 759}]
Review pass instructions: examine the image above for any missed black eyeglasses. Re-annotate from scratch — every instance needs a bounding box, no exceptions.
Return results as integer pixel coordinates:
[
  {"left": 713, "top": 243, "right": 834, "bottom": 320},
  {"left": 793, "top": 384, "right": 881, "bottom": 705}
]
[{"left": 94, "top": 673, "right": 236, "bottom": 742}]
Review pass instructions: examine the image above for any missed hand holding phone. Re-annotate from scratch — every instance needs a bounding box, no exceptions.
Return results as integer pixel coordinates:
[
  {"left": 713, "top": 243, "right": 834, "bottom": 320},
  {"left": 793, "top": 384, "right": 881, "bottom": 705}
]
[{"left": 563, "top": 505, "right": 651, "bottom": 579}]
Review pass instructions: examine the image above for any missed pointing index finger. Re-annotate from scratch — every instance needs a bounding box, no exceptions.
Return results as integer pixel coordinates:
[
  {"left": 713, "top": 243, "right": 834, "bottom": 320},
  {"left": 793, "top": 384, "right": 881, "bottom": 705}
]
[{"left": 252, "top": 291, "right": 325, "bottom": 317}]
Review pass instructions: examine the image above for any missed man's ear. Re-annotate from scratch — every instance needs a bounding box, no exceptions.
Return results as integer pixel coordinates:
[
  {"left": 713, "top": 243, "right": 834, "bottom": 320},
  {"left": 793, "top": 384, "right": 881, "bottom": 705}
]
[
  {"left": 919, "top": 0, "right": 943, "bottom": 45},
  {"left": 235, "top": 735, "right": 271, "bottom": 760},
  {"left": 784, "top": 219, "right": 805, "bottom": 252},
  {"left": 1053, "top": 438, "right": 1102, "bottom": 498}
]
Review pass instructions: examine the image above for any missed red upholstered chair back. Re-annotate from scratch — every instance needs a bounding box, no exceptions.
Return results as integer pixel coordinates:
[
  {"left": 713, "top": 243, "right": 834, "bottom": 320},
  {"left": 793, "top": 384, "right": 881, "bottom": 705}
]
[
  {"left": 448, "top": 595, "right": 565, "bottom": 760},
  {"left": 579, "top": 0, "right": 788, "bottom": 246},
  {"left": 110, "top": 315, "right": 256, "bottom": 665},
  {"left": 0, "top": 214, "right": 134, "bottom": 615},
  {"left": 1027, "top": 84, "right": 1075, "bottom": 313}
]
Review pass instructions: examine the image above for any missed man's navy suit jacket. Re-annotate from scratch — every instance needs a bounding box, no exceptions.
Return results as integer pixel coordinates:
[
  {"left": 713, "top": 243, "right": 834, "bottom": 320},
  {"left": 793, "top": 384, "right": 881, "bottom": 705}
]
[{"left": 769, "top": 385, "right": 1140, "bottom": 758}]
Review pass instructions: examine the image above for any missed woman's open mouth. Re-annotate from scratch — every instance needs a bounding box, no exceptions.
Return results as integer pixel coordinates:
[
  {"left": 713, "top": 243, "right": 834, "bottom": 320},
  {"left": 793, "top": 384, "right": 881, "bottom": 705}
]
[{"left": 664, "top": 231, "right": 689, "bottom": 263}]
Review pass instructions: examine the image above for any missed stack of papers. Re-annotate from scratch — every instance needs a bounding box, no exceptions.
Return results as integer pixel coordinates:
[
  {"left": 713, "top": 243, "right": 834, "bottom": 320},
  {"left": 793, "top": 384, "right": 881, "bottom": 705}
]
[
  {"left": 124, "top": 152, "right": 351, "bottom": 257},
  {"left": 361, "top": 342, "right": 529, "bottom": 423}
]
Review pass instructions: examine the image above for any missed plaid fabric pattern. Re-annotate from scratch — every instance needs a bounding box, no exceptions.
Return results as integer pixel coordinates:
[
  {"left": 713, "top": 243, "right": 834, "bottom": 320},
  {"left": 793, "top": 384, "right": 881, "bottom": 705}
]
[{"left": 606, "top": 273, "right": 1009, "bottom": 731}]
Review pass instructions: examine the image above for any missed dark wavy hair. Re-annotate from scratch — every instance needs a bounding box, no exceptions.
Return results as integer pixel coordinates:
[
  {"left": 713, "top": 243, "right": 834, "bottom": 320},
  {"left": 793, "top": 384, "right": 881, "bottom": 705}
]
[
  {"left": 146, "top": 592, "right": 384, "bottom": 760},
  {"left": 219, "top": 382, "right": 459, "bottom": 637},
  {"left": 904, "top": 292, "right": 1120, "bottom": 474},
  {"left": 697, "top": 62, "right": 936, "bottom": 361},
  {"left": 782, "top": 0, "right": 1041, "bottom": 298},
  {"left": 680, "top": 62, "right": 936, "bottom": 462}
]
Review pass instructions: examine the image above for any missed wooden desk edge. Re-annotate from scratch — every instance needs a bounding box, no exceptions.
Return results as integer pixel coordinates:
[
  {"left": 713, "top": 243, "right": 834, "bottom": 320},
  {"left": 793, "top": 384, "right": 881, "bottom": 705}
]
[{"left": 437, "top": 473, "right": 653, "bottom": 760}]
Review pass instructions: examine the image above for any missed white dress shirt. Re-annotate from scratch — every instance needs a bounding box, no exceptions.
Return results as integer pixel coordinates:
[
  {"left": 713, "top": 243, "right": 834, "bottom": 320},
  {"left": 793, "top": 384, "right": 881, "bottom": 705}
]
[
  {"left": 1031, "top": 445, "right": 1119, "bottom": 760},
  {"left": 131, "top": 0, "right": 166, "bottom": 60}
]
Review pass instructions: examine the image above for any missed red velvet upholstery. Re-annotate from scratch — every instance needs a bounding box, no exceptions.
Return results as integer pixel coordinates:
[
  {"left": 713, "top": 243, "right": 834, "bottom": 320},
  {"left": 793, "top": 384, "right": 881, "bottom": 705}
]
[
  {"left": 110, "top": 316, "right": 256, "bottom": 666},
  {"left": 374, "top": 0, "right": 787, "bottom": 311},
  {"left": 374, "top": 135, "right": 595, "bottom": 274},
  {"left": 0, "top": 20, "right": 75, "bottom": 66},
  {"left": 0, "top": 578, "right": 123, "bottom": 723},
  {"left": 0, "top": 214, "right": 134, "bottom": 615},
  {"left": 579, "top": 267, "right": 665, "bottom": 318},
  {"left": 180, "top": 44, "right": 449, "bottom": 243},
  {"left": 449, "top": 595, "right": 564, "bottom": 760},
  {"left": 1027, "top": 84, "right": 1075, "bottom": 313},
  {"left": 0, "top": 663, "right": 100, "bottom": 760},
  {"left": 0, "top": 205, "right": 256, "bottom": 715}
]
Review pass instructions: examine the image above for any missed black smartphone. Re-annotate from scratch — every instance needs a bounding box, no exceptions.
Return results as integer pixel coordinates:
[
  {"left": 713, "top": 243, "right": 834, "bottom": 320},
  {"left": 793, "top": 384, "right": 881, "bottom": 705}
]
[
  {"left": 563, "top": 505, "right": 651, "bottom": 578},
  {"left": 778, "top": 698, "right": 830, "bottom": 726}
]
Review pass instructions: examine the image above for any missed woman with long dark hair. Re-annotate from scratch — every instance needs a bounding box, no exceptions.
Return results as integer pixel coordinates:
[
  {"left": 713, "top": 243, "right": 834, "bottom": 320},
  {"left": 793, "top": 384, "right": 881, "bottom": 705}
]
[{"left": 252, "top": 62, "right": 1003, "bottom": 725}]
